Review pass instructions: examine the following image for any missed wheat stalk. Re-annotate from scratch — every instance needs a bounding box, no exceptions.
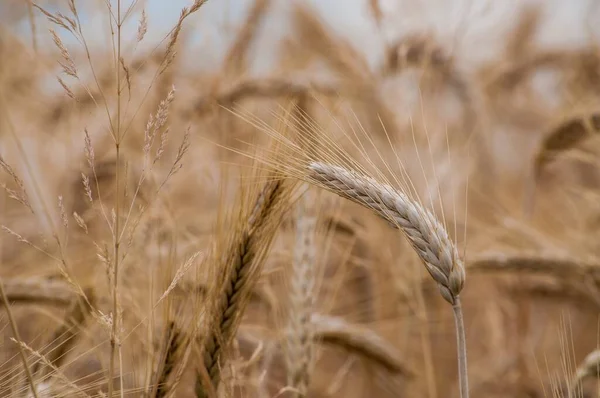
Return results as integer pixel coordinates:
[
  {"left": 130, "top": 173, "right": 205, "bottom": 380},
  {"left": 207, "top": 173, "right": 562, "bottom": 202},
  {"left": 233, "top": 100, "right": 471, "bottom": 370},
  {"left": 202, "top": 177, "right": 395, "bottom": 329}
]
[{"left": 305, "top": 161, "right": 468, "bottom": 397}]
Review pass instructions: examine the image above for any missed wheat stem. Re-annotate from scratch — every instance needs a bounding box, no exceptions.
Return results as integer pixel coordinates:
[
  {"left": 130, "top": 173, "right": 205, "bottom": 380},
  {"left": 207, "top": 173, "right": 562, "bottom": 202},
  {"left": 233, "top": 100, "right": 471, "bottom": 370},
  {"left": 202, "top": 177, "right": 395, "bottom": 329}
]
[{"left": 453, "top": 297, "right": 469, "bottom": 398}]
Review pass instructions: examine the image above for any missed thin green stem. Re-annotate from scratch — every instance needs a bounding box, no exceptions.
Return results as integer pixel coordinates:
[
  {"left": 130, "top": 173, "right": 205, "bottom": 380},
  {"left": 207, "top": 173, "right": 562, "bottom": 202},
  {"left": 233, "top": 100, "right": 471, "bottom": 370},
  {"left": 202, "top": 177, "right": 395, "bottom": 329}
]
[{"left": 452, "top": 296, "right": 469, "bottom": 398}]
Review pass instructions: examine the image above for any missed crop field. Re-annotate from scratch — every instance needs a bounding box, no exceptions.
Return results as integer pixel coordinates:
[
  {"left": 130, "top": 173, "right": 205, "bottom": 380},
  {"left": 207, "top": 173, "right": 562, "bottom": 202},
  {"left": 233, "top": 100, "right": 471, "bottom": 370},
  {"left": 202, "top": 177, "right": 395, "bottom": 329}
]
[{"left": 1, "top": 0, "right": 600, "bottom": 397}]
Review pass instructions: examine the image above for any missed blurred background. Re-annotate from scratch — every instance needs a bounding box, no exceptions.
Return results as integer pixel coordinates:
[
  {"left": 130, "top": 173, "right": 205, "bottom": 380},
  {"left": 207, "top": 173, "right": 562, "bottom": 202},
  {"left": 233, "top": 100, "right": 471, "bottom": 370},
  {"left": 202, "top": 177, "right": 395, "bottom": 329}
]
[{"left": 2, "top": 0, "right": 600, "bottom": 397}]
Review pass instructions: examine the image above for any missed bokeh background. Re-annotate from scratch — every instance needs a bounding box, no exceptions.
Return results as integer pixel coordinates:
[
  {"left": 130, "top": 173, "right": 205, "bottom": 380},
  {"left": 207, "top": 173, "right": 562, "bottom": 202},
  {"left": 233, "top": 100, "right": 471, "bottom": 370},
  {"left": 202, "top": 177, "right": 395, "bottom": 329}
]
[{"left": 2, "top": 0, "right": 600, "bottom": 397}]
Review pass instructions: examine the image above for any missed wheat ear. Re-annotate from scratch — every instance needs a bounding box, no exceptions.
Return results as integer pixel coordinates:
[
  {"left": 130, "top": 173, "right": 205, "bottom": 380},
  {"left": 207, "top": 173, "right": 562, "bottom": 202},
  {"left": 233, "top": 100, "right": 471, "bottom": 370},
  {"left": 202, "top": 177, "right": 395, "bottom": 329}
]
[
  {"left": 307, "top": 161, "right": 468, "bottom": 398},
  {"left": 0, "top": 277, "right": 38, "bottom": 398},
  {"left": 152, "top": 321, "right": 182, "bottom": 398},
  {"left": 196, "top": 178, "right": 291, "bottom": 397},
  {"left": 311, "top": 314, "right": 414, "bottom": 376},
  {"left": 284, "top": 191, "right": 317, "bottom": 397},
  {"left": 468, "top": 250, "right": 600, "bottom": 280}
]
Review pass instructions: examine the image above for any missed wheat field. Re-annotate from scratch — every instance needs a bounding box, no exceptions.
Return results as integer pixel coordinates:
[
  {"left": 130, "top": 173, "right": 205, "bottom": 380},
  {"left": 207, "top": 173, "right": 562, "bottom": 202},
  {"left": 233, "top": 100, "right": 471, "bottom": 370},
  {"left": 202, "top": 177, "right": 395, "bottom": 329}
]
[{"left": 1, "top": 0, "right": 600, "bottom": 397}]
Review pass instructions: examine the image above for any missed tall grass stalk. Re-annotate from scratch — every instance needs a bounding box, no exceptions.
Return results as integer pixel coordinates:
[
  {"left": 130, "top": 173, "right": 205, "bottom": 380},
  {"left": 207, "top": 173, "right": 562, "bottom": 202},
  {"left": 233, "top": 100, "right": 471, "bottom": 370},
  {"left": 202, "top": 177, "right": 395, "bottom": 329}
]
[{"left": 109, "top": 1, "right": 124, "bottom": 397}]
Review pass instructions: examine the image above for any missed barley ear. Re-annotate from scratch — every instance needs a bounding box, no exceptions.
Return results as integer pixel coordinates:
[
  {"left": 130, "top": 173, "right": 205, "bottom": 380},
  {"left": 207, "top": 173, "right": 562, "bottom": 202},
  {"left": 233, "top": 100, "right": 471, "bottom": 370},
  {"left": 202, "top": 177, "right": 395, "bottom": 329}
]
[{"left": 306, "top": 161, "right": 469, "bottom": 398}]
